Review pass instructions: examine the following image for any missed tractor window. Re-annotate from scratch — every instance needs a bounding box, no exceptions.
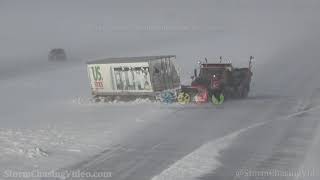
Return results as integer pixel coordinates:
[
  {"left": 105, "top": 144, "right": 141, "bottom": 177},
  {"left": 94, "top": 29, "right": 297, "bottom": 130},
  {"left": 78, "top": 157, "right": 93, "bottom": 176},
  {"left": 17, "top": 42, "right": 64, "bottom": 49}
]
[{"left": 199, "top": 68, "right": 224, "bottom": 78}]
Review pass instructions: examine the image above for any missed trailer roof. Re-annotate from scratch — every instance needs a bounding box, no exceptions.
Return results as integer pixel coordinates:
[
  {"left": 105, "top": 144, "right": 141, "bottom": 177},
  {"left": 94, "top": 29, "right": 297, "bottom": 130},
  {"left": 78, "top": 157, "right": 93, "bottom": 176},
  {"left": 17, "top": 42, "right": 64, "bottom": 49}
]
[{"left": 87, "top": 55, "right": 176, "bottom": 64}]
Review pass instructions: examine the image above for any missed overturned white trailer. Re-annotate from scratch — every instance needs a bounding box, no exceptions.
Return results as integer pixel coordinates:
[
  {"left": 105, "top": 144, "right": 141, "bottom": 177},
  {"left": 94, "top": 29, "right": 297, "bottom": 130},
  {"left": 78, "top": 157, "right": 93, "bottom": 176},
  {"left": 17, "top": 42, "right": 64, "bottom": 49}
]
[{"left": 87, "top": 55, "right": 181, "bottom": 101}]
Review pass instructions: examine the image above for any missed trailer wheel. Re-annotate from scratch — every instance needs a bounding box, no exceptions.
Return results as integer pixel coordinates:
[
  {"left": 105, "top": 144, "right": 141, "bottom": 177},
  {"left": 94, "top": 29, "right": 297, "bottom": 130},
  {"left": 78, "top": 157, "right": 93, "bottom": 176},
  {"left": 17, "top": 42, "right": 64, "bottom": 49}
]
[
  {"left": 177, "top": 92, "right": 191, "bottom": 104},
  {"left": 160, "top": 91, "right": 175, "bottom": 104},
  {"left": 212, "top": 93, "right": 225, "bottom": 105}
]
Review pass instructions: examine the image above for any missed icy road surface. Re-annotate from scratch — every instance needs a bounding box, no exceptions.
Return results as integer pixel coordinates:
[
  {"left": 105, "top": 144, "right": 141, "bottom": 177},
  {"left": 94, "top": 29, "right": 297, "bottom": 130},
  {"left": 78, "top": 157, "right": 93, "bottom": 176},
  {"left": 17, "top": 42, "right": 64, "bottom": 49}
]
[{"left": 1, "top": 1, "right": 320, "bottom": 180}]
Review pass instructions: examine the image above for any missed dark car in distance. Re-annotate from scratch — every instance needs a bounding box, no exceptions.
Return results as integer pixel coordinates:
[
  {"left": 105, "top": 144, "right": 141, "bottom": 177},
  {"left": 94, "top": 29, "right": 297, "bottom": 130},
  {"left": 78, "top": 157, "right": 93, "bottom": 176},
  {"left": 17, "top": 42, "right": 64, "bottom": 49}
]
[{"left": 48, "top": 48, "right": 67, "bottom": 61}]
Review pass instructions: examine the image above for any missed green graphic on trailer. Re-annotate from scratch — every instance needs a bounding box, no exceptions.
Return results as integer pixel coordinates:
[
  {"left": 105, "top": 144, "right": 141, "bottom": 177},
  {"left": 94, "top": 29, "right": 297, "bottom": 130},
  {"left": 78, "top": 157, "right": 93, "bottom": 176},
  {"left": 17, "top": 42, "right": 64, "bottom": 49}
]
[{"left": 91, "top": 66, "right": 103, "bottom": 81}]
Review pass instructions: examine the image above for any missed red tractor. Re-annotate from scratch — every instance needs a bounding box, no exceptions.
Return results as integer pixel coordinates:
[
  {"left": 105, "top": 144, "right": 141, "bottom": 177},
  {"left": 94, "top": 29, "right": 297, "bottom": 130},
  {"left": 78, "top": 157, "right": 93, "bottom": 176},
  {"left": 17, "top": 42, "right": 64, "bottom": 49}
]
[{"left": 177, "top": 56, "right": 253, "bottom": 104}]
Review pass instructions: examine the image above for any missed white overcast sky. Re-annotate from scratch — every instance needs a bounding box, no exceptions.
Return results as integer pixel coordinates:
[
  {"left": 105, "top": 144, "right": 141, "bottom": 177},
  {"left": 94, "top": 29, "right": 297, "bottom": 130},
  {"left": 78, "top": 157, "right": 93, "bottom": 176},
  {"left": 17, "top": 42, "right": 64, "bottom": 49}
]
[{"left": 0, "top": 0, "right": 319, "bottom": 60}]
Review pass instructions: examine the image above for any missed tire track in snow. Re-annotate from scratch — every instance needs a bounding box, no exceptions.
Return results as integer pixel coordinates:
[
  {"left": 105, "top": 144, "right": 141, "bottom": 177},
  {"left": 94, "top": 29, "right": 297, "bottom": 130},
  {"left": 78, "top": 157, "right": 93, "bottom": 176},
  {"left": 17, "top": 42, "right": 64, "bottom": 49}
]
[{"left": 151, "top": 121, "right": 267, "bottom": 180}]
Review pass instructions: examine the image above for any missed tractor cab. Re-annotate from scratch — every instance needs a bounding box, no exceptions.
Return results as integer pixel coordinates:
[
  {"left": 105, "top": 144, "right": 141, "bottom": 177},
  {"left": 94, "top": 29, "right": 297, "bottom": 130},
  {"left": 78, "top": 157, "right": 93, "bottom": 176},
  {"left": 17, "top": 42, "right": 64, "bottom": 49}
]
[{"left": 192, "top": 63, "right": 232, "bottom": 86}]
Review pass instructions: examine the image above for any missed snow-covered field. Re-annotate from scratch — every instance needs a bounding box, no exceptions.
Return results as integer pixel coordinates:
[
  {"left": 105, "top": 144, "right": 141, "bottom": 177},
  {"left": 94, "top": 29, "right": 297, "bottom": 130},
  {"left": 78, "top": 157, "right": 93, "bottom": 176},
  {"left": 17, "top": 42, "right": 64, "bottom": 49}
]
[{"left": 1, "top": 0, "right": 320, "bottom": 180}]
